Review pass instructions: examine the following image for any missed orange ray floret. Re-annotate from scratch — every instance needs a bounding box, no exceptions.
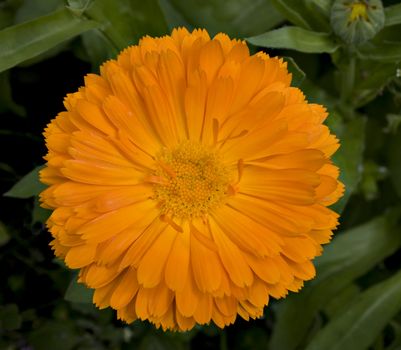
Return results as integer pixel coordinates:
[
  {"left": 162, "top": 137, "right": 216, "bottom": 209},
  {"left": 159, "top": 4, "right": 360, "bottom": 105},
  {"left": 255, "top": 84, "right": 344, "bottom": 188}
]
[{"left": 40, "top": 27, "right": 344, "bottom": 331}]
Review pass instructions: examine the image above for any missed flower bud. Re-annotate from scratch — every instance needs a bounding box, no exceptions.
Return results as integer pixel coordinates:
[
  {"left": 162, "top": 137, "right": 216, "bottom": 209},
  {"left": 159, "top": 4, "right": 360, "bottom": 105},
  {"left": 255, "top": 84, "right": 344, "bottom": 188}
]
[{"left": 330, "top": 0, "right": 385, "bottom": 45}]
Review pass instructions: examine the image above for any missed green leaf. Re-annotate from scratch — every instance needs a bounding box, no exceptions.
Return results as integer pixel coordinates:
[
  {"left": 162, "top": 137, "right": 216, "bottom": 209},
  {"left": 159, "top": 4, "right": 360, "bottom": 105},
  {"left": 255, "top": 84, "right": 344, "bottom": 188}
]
[
  {"left": 0, "top": 7, "right": 99, "bottom": 73},
  {"left": 162, "top": 0, "right": 284, "bottom": 38},
  {"left": 270, "top": 0, "right": 331, "bottom": 31},
  {"left": 15, "top": 0, "right": 71, "bottom": 69},
  {"left": 373, "top": 22, "right": 401, "bottom": 43},
  {"left": 247, "top": 27, "right": 340, "bottom": 53},
  {"left": 32, "top": 197, "right": 51, "bottom": 224},
  {"left": 14, "top": 0, "right": 64, "bottom": 24},
  {"left": 73, "top": 0, "right": 168, "bottom": 50},
  {"left": 270, "top": 0, "right": 312, "bottom": 29},
  {"left": 269, "top": 210, "right": 401, "bottom": 350},
  {"left": 328, "top": 116, "right": 366, "bottom": 213},
  {"left": 0, "top": 6, "right": 14, "bottom": 30},
  {"left": 306, "top": 269, "right": 401, "bottom": 350},
  {"left": 65, "top": 276, "right": 94, "bottom": 304},
  {"left": 305, "top": 0, "right": 332, "bottom": 17},
  {"left": 388, "top": 130, "right": 401, "bottom": 198},
  {"left": 357, "top": 42, "right": 401, "bottom": 62},
  {"left": 323, "top": 284, "right": 360, "bottom": 320},
  {"left": 4, "top": 166, "right": 46, "bottom": 198},
  {"left": 284, "top": 56, "right": 306, "bottom": 87},
  {"left": 384, "top": 3, "right": 401, "bottom": 27}
]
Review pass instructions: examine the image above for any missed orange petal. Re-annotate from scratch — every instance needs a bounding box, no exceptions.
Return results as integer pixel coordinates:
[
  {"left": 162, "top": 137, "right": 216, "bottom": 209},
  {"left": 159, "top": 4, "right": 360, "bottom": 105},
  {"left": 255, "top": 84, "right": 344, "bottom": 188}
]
[
  {"left": 209, "top": 218, "right": 254, "bottom": 287},
  {"left": 110, "top": 267, "right": 139, "bottom": 309},
  {"left": 164, "top": 224, "right": 190, "bottom": 291},
  {"left": 137, "top": 226, "right": 178, "bottom": 288}
]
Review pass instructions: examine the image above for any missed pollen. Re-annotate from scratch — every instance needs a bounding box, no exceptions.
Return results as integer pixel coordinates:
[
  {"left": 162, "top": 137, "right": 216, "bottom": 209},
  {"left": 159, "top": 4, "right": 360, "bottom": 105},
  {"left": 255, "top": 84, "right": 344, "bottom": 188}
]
[
  {"left": 348, "top": 2, "right": 368, "bottom": 22},
  {"left": 152, "top": 141, "right": 230, "bottom": 219}
]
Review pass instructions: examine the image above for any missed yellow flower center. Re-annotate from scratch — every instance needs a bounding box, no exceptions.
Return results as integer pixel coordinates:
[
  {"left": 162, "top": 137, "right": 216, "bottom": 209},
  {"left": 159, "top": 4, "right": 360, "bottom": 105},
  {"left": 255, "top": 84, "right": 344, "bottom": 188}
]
[
  {"left": 152, "top": 141, "right": 230, "bottom": 219},
  {"left": 348, "top": 2, "right": 368, "bottom": 22}
]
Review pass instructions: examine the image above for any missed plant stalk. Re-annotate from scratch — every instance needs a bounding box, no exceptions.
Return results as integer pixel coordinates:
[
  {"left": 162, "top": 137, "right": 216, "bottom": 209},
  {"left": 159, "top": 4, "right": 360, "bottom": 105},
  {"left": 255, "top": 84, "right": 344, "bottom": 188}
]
[{"left": 340, "top": 56, "right": 356, "bottom": 106}]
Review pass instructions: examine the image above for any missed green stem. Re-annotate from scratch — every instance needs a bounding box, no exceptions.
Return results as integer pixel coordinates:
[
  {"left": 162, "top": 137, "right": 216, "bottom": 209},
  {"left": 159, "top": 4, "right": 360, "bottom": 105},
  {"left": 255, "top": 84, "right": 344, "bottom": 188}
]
[
  {"left": 220, "top": 330, "right": 228, "bottom": 350},
  {"left": 340, "top": 56, "right": 356, "bottom": 105}
]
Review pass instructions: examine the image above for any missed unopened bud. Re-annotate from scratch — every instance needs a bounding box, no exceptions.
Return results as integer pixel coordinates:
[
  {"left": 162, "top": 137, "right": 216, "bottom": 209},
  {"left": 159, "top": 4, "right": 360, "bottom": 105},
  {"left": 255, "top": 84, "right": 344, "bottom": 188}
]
[{"left": 330, "top": 0, "right": 385, "bottom": 45}]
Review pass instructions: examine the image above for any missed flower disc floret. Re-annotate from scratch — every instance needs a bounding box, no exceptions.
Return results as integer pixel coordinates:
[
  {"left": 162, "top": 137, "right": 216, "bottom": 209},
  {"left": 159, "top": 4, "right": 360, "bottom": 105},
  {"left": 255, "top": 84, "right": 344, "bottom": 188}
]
[{"left": 153, "top": 141, "right": 230, "bottom": 219}]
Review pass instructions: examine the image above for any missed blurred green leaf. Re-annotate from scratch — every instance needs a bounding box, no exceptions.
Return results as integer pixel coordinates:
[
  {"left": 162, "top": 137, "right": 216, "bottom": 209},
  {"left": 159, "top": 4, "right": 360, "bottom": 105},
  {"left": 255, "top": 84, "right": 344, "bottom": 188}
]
[
  {"left": 0, "top": 221, "right": 11, "bottom": 246},
  {"left": 306, "top": 269, "right": 401, "bottom": 350},
  {"left": 32, "top": 197, "right": 51, "bottom": 224},
  {"left": 323, "top": 284, "right": 360, "bottom": 320},
  {"left": 139, "top": 333, "right": 187, "bottom": 350},
  {"left": 329, "top": 116, "right": 366, "bottom": 213},
  {"left": 384, "top": 113, "right": 401, "bottom": 134},
  {"left": 373, "top": 22, "right": 401, "bottom": 44},
  {"left": 0, "top": 7, "right": 99, "bottom": 73},
  {"left": 359, "top": 160, "right": 387, "bottom": 201},
  {"left": 14, "top": 0, "right": 64, "bottom": 23},
  {"left": 388, "top": 321, "right": 401, "bottom": 350},
  {"left": 0, "top": 6, "right": 13, "bottom": 30},
  {"left": 270, "top": 209, "right": 401, "bottom": 350},
  {"left": 284, "top": 56, "right": 306, "bottom": 86},
  {"left": 0, "top": 70, "right": 25, "bottom": 116},
  {"left": 247, "top": 26, "right": 340, "bottom": 53},
  {"left": 302, "top": 78, "right": 337, "bottom": 109},
  {"left": 353, "top": 62, "right": 398, "bottom": 108},
  {"left": 75, "top": 0, "right": 168, "bottom": 50},
  {"left": 305, "top": 0, "right": 332, "bottom": 17},
  {"left": 4, "top": 166, "right": 46, "bottom": 198},
  {"left": 270, "top": 0, "right": 311, "bottom": 29},
  {"left": 357, "top": 42, "right": 401, "bottom": 62},
  {"left": 18, "top": 41, "right": 71, "bottom": 68},
  {"left": 384, "top": 3, "right": 401, "bottom": 27},
  {"left": 81, "top": 29, "right": 118, "bottom": 70},
  {"left": 0, "top": 304, "right": 22, "bottom": 330},
  {"left": 161, "top": 0, "right": 284, "bottom": 38},
  {"left": 388, "top": 130, "right": 401, "bottom": 198},
  {"left": 65, "top": 276, "right": 94, "bottom": 304},
  {"left": 271, "top": 0, "right": 331, "bottom": 31},
  {"left": 8, "top": 275, "right": 24, "bottom": 293},
  {"left": 234, "top": 327, "right": 269, "bottom": 350},
  {"left": 158, "top": 0, "right": 191, "bottom": 31},
  {"left": 28, "top": 321, "right": 79, "bottom": 350}
]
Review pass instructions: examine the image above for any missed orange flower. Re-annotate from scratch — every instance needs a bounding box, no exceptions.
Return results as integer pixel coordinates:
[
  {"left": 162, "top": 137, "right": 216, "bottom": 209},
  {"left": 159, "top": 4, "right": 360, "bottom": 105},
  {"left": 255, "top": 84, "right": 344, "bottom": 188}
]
[{"left": 40, "top": 28, "right": 343, "bottom": 331}]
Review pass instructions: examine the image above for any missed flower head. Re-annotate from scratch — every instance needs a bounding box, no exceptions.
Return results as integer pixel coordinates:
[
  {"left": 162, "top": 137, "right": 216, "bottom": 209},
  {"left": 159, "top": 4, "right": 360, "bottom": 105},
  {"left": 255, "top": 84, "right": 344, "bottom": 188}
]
[{"left": 40, "top": 27, "right": 343, "bottom": 331}]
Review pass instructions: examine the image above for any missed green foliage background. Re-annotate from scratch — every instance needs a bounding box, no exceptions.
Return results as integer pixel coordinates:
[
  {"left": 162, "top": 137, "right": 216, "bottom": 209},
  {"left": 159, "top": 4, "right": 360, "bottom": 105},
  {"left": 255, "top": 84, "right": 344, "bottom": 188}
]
[{"left": 1, "top": 0, "right": 401, "bottom": 349}]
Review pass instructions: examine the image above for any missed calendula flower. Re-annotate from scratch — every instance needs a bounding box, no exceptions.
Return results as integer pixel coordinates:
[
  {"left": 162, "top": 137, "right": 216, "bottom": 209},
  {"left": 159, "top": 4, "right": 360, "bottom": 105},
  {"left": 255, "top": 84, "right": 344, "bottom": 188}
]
[{"left": 40, "top": 27, "right": 343, "bottom": 331}]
